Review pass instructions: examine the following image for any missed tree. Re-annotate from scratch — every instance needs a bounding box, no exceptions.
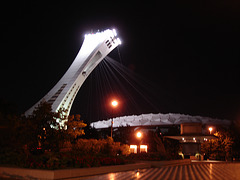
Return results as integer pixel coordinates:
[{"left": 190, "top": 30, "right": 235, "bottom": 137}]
[
  {"left": 151, "top": 132, "right": 166, "bottom": 155},
  {"left": 12, "top": 101, "right": 66, "bottom": 152},
  {"left": 230, "top": 118, "right": 240, "bottom": 159},
  {"left": 201, "top": 129, "right": 234, "bottom": 160},
  {"left": 160, "top": 126, "right": 181, "bottom": 159},
  {"left": 0, "top": 99, "right": 19, "bottom": 149},
  {"left": 82, "top": 125, "right": 100, "bottom": 139},
  {"left": 65, "top": 114, "right": 87, "bottom": 141}
]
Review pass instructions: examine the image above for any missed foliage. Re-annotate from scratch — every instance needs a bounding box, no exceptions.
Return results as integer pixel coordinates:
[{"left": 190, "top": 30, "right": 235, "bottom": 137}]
[
  {"left": 30, "top": 103, "right": 57, "bottom": 150},
  {"left": 65, "top": 114, "right": 87, "bottom": 140},
  {"left": 0, "top": 99, "right": 20, "bottom": 149},
  {"left": 0, "top": 101, "right": 68, "bottom": 153},
  {"left": 162, "top": 126, "right": 181, "bottom": 159},
  {"left": 163, "top": 138, "right": 181, "bottom": 159},
  {"left": 24, "top": 153, "right": 128, "bottom": 169},
  {"left": 0, "top": 114, "right": 19, "bottom": 148},
  {"left": 71, "top": 137, "right": 130, "bottom": 156},
  {"left": 0, "top": 99, "right": 184, "bottom": 170},
  {"left": 229, "top": 119, "right": 240, "bottom": 159},
  {"left": 120, "top": 144, "right": 131, "bottom": 156},
  {"left": 0, "top": 100, "right": 132, "bottom": 170},
  {"left": 82, "top": 125, "right": 100, "bottom": 139},
  {"left": 201, "top": 130, "right": 234, "bottom": 160},
  {"left": 128, "top": 152, "right": 168, "bottom": 161},
  {"left": 147, "top": 131, "right": 166, "bottom": 155},
  {"left": 7, "top": 101, "right": 88, "bottom": 153},
  {"left": 0, "top": 144, "right": 129, "bottom": 169}
]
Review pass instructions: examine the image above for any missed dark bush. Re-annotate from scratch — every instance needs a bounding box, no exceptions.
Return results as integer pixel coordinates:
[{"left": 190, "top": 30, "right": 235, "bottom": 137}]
[{"left": 128, "top": 152, "right": 168, "bottom": 161}]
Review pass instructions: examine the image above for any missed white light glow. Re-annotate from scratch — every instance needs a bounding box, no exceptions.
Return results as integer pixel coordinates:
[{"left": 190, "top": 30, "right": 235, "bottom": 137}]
[
  {"left": 112, "top": 29, "right": 117, "bottom": 36},
  {"left": 117, "top": 38, "right": 121, "bottom": 45}
]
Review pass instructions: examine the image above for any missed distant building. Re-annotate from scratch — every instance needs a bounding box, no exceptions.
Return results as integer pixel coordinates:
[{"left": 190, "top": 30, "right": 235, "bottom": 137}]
[
  {"left": 92, "top": 113, "right": 230, "bottom": 158},
  {"left": 165, "top": 123, "right": 217, "bottom": 159}
]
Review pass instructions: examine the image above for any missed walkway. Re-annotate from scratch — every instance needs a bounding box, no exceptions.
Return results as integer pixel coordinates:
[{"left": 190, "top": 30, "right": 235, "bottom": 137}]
[{"left": 84, "top": 163, "right": 240, "bottom": 180}]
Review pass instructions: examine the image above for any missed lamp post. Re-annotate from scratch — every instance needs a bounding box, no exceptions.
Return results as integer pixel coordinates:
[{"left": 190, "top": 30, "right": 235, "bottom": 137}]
[
  {"left": 110, "top": 100, "right": 118, "bottom": 138},
  {"left": 136, "top": 131, "right": 142, "bottom": 153},
  {"left": 208, "top": 127, "right": 213, "bottom": 160}
]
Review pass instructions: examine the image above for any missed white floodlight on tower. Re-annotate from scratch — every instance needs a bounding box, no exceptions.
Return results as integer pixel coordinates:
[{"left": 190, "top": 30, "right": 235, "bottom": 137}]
[
  {"left": 117, "top": 38, "right": 122, "bottom": 45},
  {"left": 25, "top": 29, "right": 121, "bottom": 126},
  {"left": 112, "top": 29, "right": 117, "bottom": 36}
]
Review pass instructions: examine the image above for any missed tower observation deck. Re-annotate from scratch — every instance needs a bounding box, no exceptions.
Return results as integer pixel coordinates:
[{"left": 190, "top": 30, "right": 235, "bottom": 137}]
[{"left": 25, "top": 29, "right": 121, "bottom": 119}]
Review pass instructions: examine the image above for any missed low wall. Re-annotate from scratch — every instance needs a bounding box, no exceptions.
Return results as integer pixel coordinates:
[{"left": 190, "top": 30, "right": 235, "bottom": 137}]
[
  {"left": 0, "top": 163, "right": 150, "bottom": 180},
  {"left": 0, "top": 159, "right": 190, "bottom": 179},
  {"left": 0, "top": 167, "right": 54, "bottom": 179},
  {"left": 139, "top": 159, "right": 191, "bottom": 168}
]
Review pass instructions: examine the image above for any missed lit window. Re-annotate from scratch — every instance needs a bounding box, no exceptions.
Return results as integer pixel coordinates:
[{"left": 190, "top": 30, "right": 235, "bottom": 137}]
[
  {"left": 140, "top": 145, "right": 148, "bottom": 153},
  {"left": 130, "top": 145, "right": 137, "bottom": 154}
]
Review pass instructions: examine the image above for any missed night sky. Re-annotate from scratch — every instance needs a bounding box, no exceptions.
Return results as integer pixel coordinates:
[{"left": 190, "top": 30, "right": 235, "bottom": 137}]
[{"left": 1, "top": 1, "right": 240, "bottom": 122}]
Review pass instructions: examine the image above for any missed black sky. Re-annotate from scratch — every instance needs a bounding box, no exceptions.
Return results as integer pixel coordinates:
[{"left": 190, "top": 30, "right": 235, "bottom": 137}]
[{"left": 1, "top": 1, "right": 240, "bottom": 122}]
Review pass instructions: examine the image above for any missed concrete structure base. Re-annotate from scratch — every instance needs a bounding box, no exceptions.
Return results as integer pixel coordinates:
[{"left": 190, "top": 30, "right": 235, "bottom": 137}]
[{"left": 0, "top": 160, "right": 190, "bottom": 180}]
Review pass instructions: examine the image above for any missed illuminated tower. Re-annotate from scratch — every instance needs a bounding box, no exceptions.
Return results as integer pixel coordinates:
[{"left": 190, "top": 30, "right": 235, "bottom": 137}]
[{"left": 25, "top": 29, "right": 121, "bottom": 119}]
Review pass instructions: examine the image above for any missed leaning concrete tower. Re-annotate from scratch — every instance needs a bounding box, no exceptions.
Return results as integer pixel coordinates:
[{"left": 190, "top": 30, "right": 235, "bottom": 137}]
[{"left": 25, "top": 29, "right": 121, "bottom": 120}]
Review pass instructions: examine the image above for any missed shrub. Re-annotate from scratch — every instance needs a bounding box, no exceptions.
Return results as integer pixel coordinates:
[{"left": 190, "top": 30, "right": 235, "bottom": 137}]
[
  {"left": 0, "top": 138, "right": 130, "bottom": 170},
  {"left": 72, "top": 137, "right": 130, "bottom": 157},
  {"left": 120, "top": 144, "right": 131, "bottom": 156},
  {"left": 128, "top": 152, "right": 168, "bottom": 161}
]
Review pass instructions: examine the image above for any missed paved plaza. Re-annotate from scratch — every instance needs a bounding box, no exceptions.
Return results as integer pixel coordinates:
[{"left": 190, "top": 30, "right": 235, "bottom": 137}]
[{"left": 84, "top": 163, "right": 240, "bottom": 180}]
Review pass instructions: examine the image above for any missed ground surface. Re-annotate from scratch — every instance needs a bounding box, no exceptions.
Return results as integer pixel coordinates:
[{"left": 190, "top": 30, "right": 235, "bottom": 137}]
[{"left": 83, "top": 162, "right": 240, "bottom": 180}]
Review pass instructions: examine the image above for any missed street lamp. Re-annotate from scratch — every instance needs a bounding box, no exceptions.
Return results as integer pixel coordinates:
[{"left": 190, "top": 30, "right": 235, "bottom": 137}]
[
  {"left": 110, "top": 100, "right": 118, "bottom": 138},
  {"left": 208, "top": 127, "right": 213, "bottom": 159},
  {"left": 111, "top": 100, "right": 118, "bottom": 107},
  {"left": 136, "top": 131, "right": 142, "bottom": 153},
  {"left": 136, "top": 132, "right": 142, "bottom": 138},
  {"left": 209, "top": 127, "right": 213, "bottom": 135}
]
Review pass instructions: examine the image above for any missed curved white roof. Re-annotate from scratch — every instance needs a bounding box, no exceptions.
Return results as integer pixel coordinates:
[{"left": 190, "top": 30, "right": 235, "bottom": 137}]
[{"left": 90, "top": 113, "right": 231, "bottom": 129}]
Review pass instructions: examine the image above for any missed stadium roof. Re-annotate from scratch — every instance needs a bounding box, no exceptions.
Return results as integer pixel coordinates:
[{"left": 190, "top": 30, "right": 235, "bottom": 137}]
[{"left": 90, "top": 113, "right": 231, "bottom": 129}]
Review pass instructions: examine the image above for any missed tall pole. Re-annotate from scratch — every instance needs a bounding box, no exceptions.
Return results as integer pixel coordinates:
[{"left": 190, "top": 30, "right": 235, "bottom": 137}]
[
  {"left": 208, "top": 127, "right": 213, "bottom": 159},
  {"left": 111, "top": 114, "right": 113, "bottom": 138},
  {"left": 136, "top": 131, "right": 142, "bottom": 153},
  {"left": 110, "top": 100, "right": 118, "bottom": 138}
]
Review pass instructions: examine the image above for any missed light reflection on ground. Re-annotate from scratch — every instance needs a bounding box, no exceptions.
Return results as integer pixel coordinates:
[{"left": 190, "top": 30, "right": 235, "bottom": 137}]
[{"left": 83, "top": 163, "right": 240, "bottom": 180}]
